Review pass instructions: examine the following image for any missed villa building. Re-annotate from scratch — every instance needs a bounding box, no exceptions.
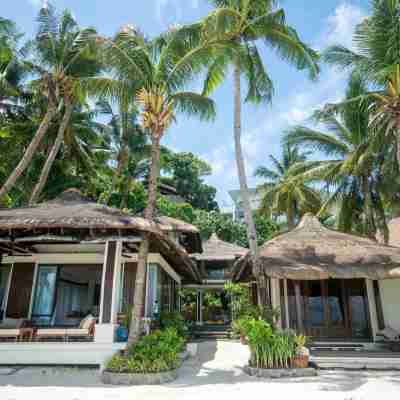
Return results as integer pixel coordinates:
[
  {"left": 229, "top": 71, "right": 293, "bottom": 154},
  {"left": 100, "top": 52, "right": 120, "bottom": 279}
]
[
  {"left": 0, "top": 189, "right": 201, "bottom": 366},
  {"left": 234, "top": 214, "right": 400, "bottom": 343}
]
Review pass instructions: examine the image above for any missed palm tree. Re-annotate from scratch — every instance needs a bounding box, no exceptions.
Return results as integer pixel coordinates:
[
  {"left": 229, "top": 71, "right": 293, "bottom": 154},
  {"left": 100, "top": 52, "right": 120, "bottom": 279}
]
[
  {"left": 324, "top": 0, "right": 400, "bottom": 170},
  {"left": 28, "top": 7, "right": 100, "bottom": 204},
  {"left": 96, "top": 100, "right": 149, "bottom": 208},
  {"left": 0, "top": 5, "right": 98, "bottom": 204},
  {"left": 255, "top": 145, "right": 321, "bottom": 229},
  {"left": 102, "top": 27, "right": 216, "bottom": 342},
  {"left": 285, "top": 74, "right": 389, "bottom": 240},
  {"left": 198, "top": 0, "right": 319, "bottom": 302}
]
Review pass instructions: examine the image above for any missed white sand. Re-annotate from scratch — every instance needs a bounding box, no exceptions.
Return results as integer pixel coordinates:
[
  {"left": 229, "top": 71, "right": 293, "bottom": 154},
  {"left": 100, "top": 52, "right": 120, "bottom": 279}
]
[{"left": 1, "top": 341, "right": 400, "bottom": 400}]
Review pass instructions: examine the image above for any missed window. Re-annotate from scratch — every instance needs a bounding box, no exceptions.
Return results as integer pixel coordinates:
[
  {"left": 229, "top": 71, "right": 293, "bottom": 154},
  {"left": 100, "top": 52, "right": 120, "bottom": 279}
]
[
  {"left": 0, "top": 265, "right": 11, "bottom": 320},
  {"left": 146, "top": 264, "right": 160, "bottom": 318}
]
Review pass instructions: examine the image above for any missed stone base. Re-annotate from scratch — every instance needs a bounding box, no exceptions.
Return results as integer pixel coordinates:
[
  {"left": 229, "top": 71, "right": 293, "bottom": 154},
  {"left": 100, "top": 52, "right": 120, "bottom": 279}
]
[
  {"left": 102, "top": 369, "right": 178, "bottom": 385},
  {"left": 244, "top": 365, "right": 317, "bottom": 378}
]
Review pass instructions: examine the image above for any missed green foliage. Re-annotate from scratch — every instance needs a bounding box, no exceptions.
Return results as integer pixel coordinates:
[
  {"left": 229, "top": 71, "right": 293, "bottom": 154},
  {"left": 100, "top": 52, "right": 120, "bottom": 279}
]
[
  {"left": 160, "top": 311, "right": 189, "bottom": 340},
  {"left": 106, "top": 328, "right": 183, "bottom": 373}
]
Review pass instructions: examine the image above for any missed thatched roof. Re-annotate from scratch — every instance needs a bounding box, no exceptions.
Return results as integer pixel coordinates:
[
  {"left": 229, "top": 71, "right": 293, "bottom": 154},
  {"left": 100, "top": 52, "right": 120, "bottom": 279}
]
[
  {"left": 0, "top": 189, "right": 202, "bottom": 282},
  {"left": 193, "top": 233, "right": 247, "bottom": 261},
  {"left": 234, "top": 214, "right": 400, "bottom": 281}
]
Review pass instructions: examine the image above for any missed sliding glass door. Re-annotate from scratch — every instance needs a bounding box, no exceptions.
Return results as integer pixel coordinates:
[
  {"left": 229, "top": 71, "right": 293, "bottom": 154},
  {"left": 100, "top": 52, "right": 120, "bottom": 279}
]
[
  {"left": 32, "top": 266, "right": 58, "bottom": 325},
  {"left": 0, "top": 265, "right": 12, "bottom": 320}
]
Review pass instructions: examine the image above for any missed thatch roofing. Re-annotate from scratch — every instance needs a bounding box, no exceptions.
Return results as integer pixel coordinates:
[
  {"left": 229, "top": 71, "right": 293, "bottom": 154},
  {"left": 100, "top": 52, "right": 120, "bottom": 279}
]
[
  {"left": 234, "top": 214, "right": 400, "bottom": 281},
  {"left": 386, "top": 218, "right": 400, "bottom": 248},
  {"left": 193, "top": 233, "right": 247, "bottom": 261},
  {"left": 0, "top": 189, "right": 202, "bottom": 283}
]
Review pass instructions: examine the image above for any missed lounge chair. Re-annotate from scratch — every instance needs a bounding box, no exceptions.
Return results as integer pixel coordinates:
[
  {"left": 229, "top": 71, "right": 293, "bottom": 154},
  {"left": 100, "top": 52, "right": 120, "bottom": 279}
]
[
  {"left": 65, "top": 315, "right": 96, "bottom": 341},
  {"left": 35, "top": 315, "right": 96, "bottom": 342},
  {"left": 377, "top": 326, "right": 400, "bottom": 351},
  {"left": 0, "top": 318, "right": 31, "bottom": 342}
]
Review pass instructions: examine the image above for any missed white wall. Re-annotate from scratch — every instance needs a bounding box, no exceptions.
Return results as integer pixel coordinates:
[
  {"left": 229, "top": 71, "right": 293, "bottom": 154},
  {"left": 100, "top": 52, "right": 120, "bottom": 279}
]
[{"left": 379, "top": 279, "right": 400, "bottom": 331}]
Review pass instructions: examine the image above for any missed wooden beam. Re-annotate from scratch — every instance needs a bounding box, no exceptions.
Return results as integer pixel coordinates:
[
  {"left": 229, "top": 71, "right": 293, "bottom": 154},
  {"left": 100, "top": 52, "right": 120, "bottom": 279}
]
[{"left": 294, "top": 281, "right": 304, "bottom": 332}]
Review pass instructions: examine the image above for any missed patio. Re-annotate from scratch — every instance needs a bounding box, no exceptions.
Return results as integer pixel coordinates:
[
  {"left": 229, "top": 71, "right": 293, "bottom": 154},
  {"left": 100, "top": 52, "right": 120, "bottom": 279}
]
[{"left": 1, "top": 341, "right": 400, "bottom": 400}]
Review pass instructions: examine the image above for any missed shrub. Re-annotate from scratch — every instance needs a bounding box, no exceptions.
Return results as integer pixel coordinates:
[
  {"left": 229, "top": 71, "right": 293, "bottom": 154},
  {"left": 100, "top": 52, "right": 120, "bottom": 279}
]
[
  {"left": 106, "top": 328, "right": 184, "bottom": 374},
  {"left": 243, "top": 319, "right": 298, "bottom": 369},
  {"left": 160, "top": 311, "right": 189, "bottom": 340}
]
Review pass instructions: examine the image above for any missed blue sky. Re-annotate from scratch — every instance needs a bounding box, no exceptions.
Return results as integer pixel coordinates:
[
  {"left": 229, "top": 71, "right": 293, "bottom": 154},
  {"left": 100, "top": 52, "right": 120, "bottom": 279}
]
[{"left": 3, "top": 0, "right": 370, "bottom": 210}]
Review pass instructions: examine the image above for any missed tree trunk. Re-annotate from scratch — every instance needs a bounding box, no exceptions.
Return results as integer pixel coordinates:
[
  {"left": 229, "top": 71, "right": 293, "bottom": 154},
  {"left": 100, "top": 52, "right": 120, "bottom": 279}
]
[
  {"left": 128, "top": 133, "right": 161, "bottom": 345},
  {"left": 287, "top": 202, "right": 295, "bottom": 230},
  {"left": 362, "top": 174, "right": 376, "bottom": 240},
  {"left": 233, "top": 62, "right": 259, "bottom": 274},
  {"left": 29, "top": 102, "right": 73, "bottom": 205},
  {"left": 0, "top": 103, "right": 57, "bottom": 204}
]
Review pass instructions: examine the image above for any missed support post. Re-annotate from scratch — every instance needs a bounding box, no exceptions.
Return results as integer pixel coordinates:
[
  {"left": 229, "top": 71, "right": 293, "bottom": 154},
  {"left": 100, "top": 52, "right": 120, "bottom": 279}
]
[
  {"left": 283, "top": 279, "right": 290, "bottom": 330},
  {"left": 294, "top": 281, "right": 304, "bottom": 332},
  {"left": 96, "top": 241, "right": 122, "bottom": 343},
  {"left": 270, "top": 278, "right": 281, "bottom": 329},
  {"left": 366, "top": 279, "right": 379, "bottom": 341},
  {"left": 196, "top": 290, "right": 203, "bottom": 326}
]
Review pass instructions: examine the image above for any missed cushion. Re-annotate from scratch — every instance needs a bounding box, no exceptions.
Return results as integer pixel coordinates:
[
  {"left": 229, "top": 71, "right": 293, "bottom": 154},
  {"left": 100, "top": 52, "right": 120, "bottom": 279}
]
[
  {"left": 36, "top": 329, "right": 67, "bottom": 336},
  {"left": 0, "top": 318, "right": 24, "bottom": 329},
  {"left": 379, "top": 326, "right": 400, "bottom": 341},
  {"left": 0, "top": 329, "right": 20, "bottom": 336},
  {"left": 65, "top": 329, "right": 89, "bottom": 336},
  {"left": 79, "top": 315, "right": 95, "bottom": 329}
]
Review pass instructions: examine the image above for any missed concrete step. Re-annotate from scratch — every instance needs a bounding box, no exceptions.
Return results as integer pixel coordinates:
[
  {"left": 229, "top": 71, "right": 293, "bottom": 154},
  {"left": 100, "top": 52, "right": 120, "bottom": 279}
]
[{"left": 311, "top": 355, "right": 400, "bottom": 370}]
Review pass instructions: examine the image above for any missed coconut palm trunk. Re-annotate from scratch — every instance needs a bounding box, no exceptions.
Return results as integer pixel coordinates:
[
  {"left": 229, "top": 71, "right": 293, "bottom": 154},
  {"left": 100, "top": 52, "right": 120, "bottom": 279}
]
[
  {"left": 128, "top": 133, "right": 161, "bottom": 344},
  {"left": 29, "top": 101, "right": 73, "bottom": 205},
  {"left": 0, "top": 90, "right": 57, "bottom": 203},
  {"left": 233, "top": 62, "right": 265, "bottom": 302}
]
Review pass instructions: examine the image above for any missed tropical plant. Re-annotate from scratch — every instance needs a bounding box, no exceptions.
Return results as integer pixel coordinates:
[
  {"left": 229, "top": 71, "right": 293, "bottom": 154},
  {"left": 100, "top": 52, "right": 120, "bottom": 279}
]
[
  {"left": 285, "top": 73, "right": 390, "bottom": 240},
  {"left": 242, "top": 318, "right": 297, "bottom": 369},
  {"left": 199, "top": 0, "right": 319, "bottom": 282},
  {"left": 324, "top": 0, "right": 400, "bottom": 170},
  {"left": 0, "top": 5, "right": 99, "bottom": 203},
  {"left": 255, "top": 144, "right": 321, "bottom": 229},
  {"left": 106, "top": 327, "right": 183, "bottom": 373},
  {"left": 100, "top": 27, "right": 216, "bottom": 343},
  {"left": 160, "top": 311, "right": 189, "bottom": 340}
]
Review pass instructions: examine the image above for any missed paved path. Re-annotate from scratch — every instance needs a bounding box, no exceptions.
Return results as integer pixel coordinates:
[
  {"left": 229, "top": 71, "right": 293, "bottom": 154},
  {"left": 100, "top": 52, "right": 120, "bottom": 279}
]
[{"left": 1, "top": 341, "right": 400, "bottom": 400}]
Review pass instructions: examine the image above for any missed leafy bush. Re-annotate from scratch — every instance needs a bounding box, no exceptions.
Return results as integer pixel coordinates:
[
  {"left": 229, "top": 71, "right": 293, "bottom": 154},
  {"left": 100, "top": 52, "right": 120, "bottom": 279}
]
[
  {"left": 160, "top": 311, "right": 189, "bottom": 341},
  {"left": 239, "top": 318, "right": 298, "bottom": 369},
  {"left": 106, "top": 328, "right": 184, "bottom": 374}
]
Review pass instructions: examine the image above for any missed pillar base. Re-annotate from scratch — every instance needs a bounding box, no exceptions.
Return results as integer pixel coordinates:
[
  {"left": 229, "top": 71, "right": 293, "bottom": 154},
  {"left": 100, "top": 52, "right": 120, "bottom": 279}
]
[{"left": 95, "top": 323, "right": 118, "bottom": 343}]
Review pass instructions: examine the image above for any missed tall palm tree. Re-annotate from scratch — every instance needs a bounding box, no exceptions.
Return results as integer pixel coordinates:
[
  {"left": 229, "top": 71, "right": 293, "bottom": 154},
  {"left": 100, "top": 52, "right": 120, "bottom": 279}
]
[
  {"left": 28, "top": 7, "right": 100, "bottom": 204},
  {"left": 324, "top": 0, "right": 400, "bottom": 170},
  {"left": 285, "top": 74, "right": 389, "bottom": 240},
  {"left": 96, "top": 100, "right": 149, "bottom": 208},
  {"left": 255, "top": 145, "right": 321, "bottom": 229},
  {"left": 0, "top": 5, "right": 98, "bottom": 204},
  {"left": 102, "top": 27, "right": 216, "bottom": 342},
  {"left": 198, "top": 0, "right": 319, "bottom": 301}
]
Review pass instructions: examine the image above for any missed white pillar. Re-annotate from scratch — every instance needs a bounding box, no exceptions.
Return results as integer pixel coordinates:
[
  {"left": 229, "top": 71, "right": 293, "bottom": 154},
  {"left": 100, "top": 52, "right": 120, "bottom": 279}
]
[
  {"left": 270, "top": 278, "right": 281, "bottom": 329},
  {"left": 96, "top": 241, "right": 122, "bottom": 344},
  {"left": 366, "top": 279, "right": 379, "bottom": 341}
]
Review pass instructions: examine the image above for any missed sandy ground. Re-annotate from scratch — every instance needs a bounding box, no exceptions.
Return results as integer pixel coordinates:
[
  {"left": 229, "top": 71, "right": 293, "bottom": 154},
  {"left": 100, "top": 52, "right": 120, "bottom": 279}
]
[{"left": 1, "top": 340, "right": 400, "bottom": 400}]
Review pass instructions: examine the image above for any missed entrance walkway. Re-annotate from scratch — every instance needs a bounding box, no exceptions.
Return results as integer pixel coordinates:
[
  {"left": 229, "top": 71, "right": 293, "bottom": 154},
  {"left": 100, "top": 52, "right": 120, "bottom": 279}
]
[{"left": 1, "top": 341, "right": 400, "bottom": 399}]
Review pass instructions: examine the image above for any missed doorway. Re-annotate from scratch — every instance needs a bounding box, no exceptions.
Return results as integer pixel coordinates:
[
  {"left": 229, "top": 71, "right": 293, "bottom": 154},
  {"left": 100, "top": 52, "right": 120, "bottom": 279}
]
[{"left": 288, "top": 279, "right": 371, "bottom": 340}]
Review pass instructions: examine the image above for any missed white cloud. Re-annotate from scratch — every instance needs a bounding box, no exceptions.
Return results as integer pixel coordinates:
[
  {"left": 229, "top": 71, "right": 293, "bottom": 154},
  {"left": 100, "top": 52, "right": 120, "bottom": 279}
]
[
  {"left": 205, "top": 2, "right": 367, "bottom": 206},
  {"left": 155, "top": 0, "right": 199, "bottom": 25},
  {"left": 317, "top": 2, "right": 367, "bottom": 50},
  {"left": 28, "top": 0, "right": 49, "bottom": 8}
]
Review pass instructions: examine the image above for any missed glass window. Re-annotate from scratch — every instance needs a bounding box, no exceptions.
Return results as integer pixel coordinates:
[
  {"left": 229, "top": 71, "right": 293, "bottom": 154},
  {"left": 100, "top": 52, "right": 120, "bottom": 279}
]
[
  {"left": 146, "top": 264, "right": 160, "bottom": 318},
  {"left": 32, "top": 266, "right": 58, "bottom": 325},
  {"left": 0, "top": 265, "right": 11, "bottom": 320}
]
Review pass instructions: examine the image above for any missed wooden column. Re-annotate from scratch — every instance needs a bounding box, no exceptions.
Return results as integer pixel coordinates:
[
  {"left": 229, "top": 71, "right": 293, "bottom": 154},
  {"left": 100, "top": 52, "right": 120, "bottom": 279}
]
[
  {"left": 270, "top": 278, "right": 281, "bottom": 329},
  {"left": 294, "top": 281, "right": 304, "bottom": 332},
  {"left": 365, "top": 279, "right": 379, "bottom": 341},
  {"left": 99, "top": 241, "right": 122, "bottom": 324},
  {"left": 283, "top": 279, "right": 290, "bottom": 330}
]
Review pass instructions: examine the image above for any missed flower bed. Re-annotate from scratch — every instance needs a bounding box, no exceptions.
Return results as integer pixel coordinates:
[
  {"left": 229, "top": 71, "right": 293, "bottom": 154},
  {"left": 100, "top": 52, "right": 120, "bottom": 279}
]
[{"left": 102, "top": 327, "right": 184, "bottom": 385}]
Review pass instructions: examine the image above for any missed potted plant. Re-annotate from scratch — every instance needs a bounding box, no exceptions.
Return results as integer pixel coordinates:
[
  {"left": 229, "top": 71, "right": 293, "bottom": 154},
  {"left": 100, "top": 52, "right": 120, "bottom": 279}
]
[{"left": 292, "top": 334, "right": 310, "bottom": 369}]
